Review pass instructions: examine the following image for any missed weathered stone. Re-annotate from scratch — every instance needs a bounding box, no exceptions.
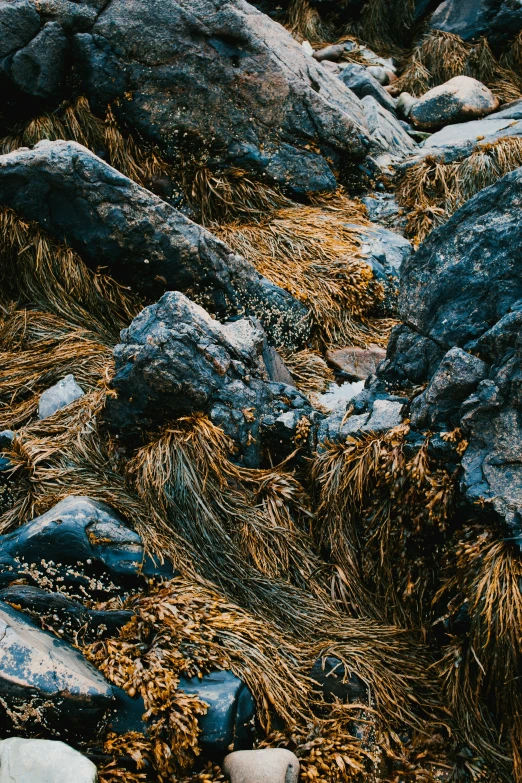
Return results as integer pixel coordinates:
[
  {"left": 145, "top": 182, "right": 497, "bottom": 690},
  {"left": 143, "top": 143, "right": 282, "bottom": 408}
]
[
  {"left": 410, "top": 76, "right": 499, "bottom": 130},
  {"left": 361, "top": 97, "right": 417, "bottom": 161},
  {"left": 38, "top": 374, "right": 84, "bottom": 420},
  {"left": 105, "top": 292, "right": 316, "bottom": 465},
  {"left": 179, "top": 671, "right": 255, "bottom": 759},
  {"left": 430, "top": 0, "right": 522, "bottom": 46},
  {"left": 0, "top": 737, "right": 97, "bottom": 783},
  {"left": 0, "top": 495, "right": 174, "bottom": 585},
  {"left": 224, "top": 749, "right": 299, "bottom": 783},
  {"left": 72, "top": 0, "right": 370, "bottom": 194},
  {"left": 340, "top": 63, "right": 398, "bottom": 114},
  {"left": 410, "top": 347, "right": 488, "bottom": 429},
  {"left": 326, "top": 345, "right": 387, "bottom": 380},
  {"left": 0, "top": 0, "right": 40, "bottom": 59},
  {"left": 0, "top": 601, "right": 114, "bottom": 739},
  {"left": 0, "top": 140, "right": 310, "bottom": 348},
  {"left": 9, "top": 21, "right": 69, "bottom": 100},
  {"left": 366, "top": 65, "right": 390, "bottom": 85},
  {"left": 397, "top": 92, "right": 417, "bottom": 120}
]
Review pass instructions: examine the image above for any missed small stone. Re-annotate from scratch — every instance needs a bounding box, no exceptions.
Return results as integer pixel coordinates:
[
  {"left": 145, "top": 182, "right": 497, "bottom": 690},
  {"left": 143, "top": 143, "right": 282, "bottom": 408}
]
[
  {"left": 224, "top": 748, "right": 299, "bottom": 783},
  {"left": 366, "top": 65, "right": 389, "bottom": 85},
  {"left": 38, "top": 374, "right": 84, "bottom": 419},
  {"left": 326, "top": 346, "right": 387, "bottom": 381},
  {"left": 301, "top": 40, "right": 314, "bottom": 56},
  {"left": 410, "top": 76, "right": 499, "bottom": 130},
  {"left": 0, "top": 737, "right": 97, "bottom": 782},
  {"left": 397, "top": 91, "right": 417, "bottom": 120}
]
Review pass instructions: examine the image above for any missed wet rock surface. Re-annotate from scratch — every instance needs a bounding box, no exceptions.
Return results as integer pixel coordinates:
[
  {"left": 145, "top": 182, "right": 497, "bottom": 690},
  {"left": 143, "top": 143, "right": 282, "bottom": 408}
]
[
  {"left": 0, "top": 141, "right": 310, "bottom": 349},
  {"left": 106, "top": 291, "right": 317, "bottom": 465}
]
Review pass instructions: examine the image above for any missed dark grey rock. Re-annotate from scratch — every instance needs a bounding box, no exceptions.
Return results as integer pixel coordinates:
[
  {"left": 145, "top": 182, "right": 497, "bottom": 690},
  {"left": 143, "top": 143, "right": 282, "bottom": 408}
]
[
  {"left": 0, "top": 0, "right": 40, "bottom": 59},
  {"left": 340, "top": 63, "right": 398, "bottom": 115},
  {"left": 410, "top": 347, "right": 488, "bottom": 429},
  {"left": 38, "top": 374, "right": 84, "bottom": 419},
  {"left": 0, "top": 141, "right": 310, "bottom": 349},
  {"left": 72, "top": 0, "right": 370, "bottom": 195},
  {"left": 0, "top": 495, "right": 174, "bottom": 584},
  {"left": 0, "top": 601, "right": 114, "bottom": 739},
  {"left": 9, "top": 20, "right": 69, "bottom": 99},
  {"left": 0, "top": 431, "right": 14, "bottom": 449},
  {"left": 430, "top": 0, "right": 522, "bottom": 46},
  {"left": 310, "top": 657, "right": 369, "bottom": 704},
  {"left": 0, "top": 585, "right": 134, "bottom": 643},
  {"left": 178, "top": 671, "right": 255, "bottom": 759},
  {"left": 378, "top": 168, "right": 522, "bottom": 537},
  {"left": 105, "top": 292, "right": 316, "bottom": 466},
  {"left": 410, "top": 76, "right": 499, "bottom": 131}
]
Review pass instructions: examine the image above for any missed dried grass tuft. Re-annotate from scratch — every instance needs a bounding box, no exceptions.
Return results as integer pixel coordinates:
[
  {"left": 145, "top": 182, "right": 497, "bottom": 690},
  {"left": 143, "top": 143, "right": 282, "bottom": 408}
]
[
  {"left": 280, "top": 348, "right": 335, "bottom": 394},
  {"left": 216, "top": 197, "right": 392, "bottom": 349},
  {"left": 354, "top": 0, "right": 415, "bottom": 50},
  {"left": 397, "top": 137, "right": 522, "bottom": 243},
  {"left": 286, "top": 0, "right": 335, "bottom": 45}
]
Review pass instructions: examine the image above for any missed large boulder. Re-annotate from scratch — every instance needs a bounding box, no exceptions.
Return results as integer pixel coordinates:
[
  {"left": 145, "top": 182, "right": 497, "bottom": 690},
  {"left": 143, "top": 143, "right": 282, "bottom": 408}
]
[
  {"left": 0, "top": 738, "right": 97, "bottom": 783},
  {"left": 0, "top": 140, "right": 310, "bottom": 348},
  {"left": 378, "top": 167, "right": 522, "bottom": 536},
  {"left": 430, "top": 0, "right": 522, "bottom": 47},
  {"left": 0, "top": 601, "right": 114, "bottom": 739},
  {"left": 0, "top": 0, "right": 371, "bottom": 194},
  {"left": 105, "top": 291, "right": 317, "bottom": 466},
  {"left": 410, "top": 76, "right": 499, "bottom": 130}
]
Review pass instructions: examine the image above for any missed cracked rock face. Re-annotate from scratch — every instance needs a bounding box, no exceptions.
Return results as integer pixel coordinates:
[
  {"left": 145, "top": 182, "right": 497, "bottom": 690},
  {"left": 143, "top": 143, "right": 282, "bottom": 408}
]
[
  {"left": 0, "top": 0, "right": 370, "bottom": 194},
  {"left": 0, "top": 140, "right": 310, "bottom": 348},
  {"left": 105, "top": 291, "right": 317, "bottom": 466},
  {"left": 430, "top": 0, "right": 522, "bottom": 47},
  {"left": 378, "top": 167, "right": 522, "bottom": 536},
  {"left": 0, "top": 601, "right": 114, "bottom": 740}
]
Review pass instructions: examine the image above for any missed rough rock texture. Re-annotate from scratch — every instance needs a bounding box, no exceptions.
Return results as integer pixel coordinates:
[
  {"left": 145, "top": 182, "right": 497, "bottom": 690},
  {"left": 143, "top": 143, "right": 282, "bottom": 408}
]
[
  {"left": 0, "top": 141, "right": 310, "bottom": 348},
  {"left": 410, "top": 76, "right": 499, "bottom": 130},
  {"left": 0, "top": 601, "right": 114, "bottom": 739},
  {"left": 224, "top": 749, "right": 300, "bottom": 783},
  {"left": 0, "top": 0, "right": 371, "bottom": 193},
  {"left": 430, "top": 0, "right": 522, "bottom": 46},
  {"left": 361, "top": 97, "right": 417, "bottom": 164},
  {"left": 0, "top": 737, "right": 97, "bottom": 783},
  {"left": 105, "top": 292, "right": 317, "bottom": 466},
  {"left": 0, "top": 495, "right": 174, "bottom": 587},
  {"left": 340, "top": 64, "right": 397, "bottom": 115},
  {"left": 326, "top": 345, "right": 387, "bottom": 380},
  {"left": 379, "top": 167, "right": 522, "bottom": 536},
  {"left": 179, "top": 671, "right": 255, "bottom": 759},
  {"left": 38, "top": 374, "right": 84, "bottom": 419}
]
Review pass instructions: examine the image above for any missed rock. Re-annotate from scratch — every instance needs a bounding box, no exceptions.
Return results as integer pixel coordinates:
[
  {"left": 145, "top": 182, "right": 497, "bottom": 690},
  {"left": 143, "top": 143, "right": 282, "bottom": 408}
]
[
  {"left": 0, "top": 495, "right": 174, "bottom": 588},
  {"left": 318, "top": 394, "right": 406, "bottom": 443},
  {"left": 0, "top": 431, "right": 14, "bottom": 449},
  {"left": 301, "top": 40, "right": 314, "bottom": 56},
  {"left": 310, "top": 656, "right": 369, "bottom": 703},
  {"left": 223, "top": 749, "right": 299, "bottom": 783},
  {"left": 410, "top": 347, "right": 488, "bottom": 429},
  {"left": 397, "top": 92, "right": 417, "bottom": 120},
  {"left": 410, "top": 76, "right": 499, "bottom": 130},
  {"left": 0, "top": 737, "right": 97, "bottom": 783},
  {"left": 38, "top": 374, "right": 85, "bottom": 420},
  {"left": 361, "top": 193, "right": 407, "bottom": 232},
  {"left": 105, "top": 292, "right": 316, "bottom": 466},
  {"left": 340, "top": 63, "right": 398, "bottom": 115},
  {"left": 420, "top": 116, "right": 522, "bottom": 150},
  {"left": 0, "top": 601, "right": 114, "bottom": 739},
  {"left": 0, "top": 140, "right": 310, "bottom": 349},
  {"left": 379, "top": 166, "right": 522, "bottom": 536},
  {"left": 430, "top": 0, "right": 522, "bottom": 47},
  {"left": 179, "top": 671, "right": 255, "bottom": 759},
  {"left": 71, "top": 0, "right": 370, "bottom": 195},
  {"left": 0, "top": 585, "right": 134, "bottom": 643},
  {"left": 489, "top": 97, "right": 522, "bottom": 120},
  {"left": 361, "top": 96, "right": 417, "bottom": 161},
  {"left": 326, "top": 345, "right": 387, "bottom": 380},
  {"left": 9, "top": 21, "right": 69, "bottom": 100},
  {"left": 361, "top": 224, "right": 413, "bottom": 279},
  {"left": 0, "top": 0, "right": 40, "bottom": 60},
  {"left": 313, "top": 42, "right": 350, "bottom": 62},
  {"left": 366, "top": 65, "right": 390, "bottom": 85}
]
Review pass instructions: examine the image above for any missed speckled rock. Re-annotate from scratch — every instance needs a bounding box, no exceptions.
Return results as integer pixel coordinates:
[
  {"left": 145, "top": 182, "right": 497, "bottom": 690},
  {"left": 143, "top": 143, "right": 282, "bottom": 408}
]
[{"left": 410, "top": 76, "right": 499, "bottom": 130}]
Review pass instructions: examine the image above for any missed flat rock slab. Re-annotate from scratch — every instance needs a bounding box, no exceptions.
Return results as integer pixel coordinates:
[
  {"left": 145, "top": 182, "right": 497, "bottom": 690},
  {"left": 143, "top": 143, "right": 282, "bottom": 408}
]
[
  {"left": 0, "top": 140, "right": 310, "bottom": 349},
  {"left": 327, "top": 345, "right": 387, "bottom": 380},
  {"left": 410, "top": 76, "right": 499, "bottom": 131},
  {"left": 0, "top": 601, "right": 114, "bottom": 739},
  {"left": 224, "top": 748, "right": 299, "bottom": 783},
  {"left": 0, "top": 737, "right": 97, "bottom": 783}
]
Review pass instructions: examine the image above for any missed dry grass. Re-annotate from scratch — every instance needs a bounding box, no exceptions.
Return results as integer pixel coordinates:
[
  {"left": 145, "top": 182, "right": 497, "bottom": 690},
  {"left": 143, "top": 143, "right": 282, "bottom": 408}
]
[
  {"left": 286, "top": 0, "right": 335, "bottom": 45},
  {"left": 216, "top": 197, "right": 392, "bottom": 349},
  {"left": 435, "top": 527, "right": 522, "bottom": 781},
  {"left": 354, "top": 0, "right": 415, "bottom": 50},
  {"left": 397, "top": 137, "right": 522, "bottom": 243},
  {"left": 395, "top": 31, "right": 522, "bottom": 101},
  {"left": 280, "top": 348, "right": 335, "bottom": 394}
]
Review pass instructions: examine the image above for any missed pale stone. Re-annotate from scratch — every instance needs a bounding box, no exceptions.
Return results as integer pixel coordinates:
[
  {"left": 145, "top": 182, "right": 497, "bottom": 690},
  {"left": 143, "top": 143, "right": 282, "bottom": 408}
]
[
  {"left": 0, "top": 738, "right": 97, "bottom": 782},
  {"left": 224, "top": 748, "right": 299, "bottom": 783}
]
